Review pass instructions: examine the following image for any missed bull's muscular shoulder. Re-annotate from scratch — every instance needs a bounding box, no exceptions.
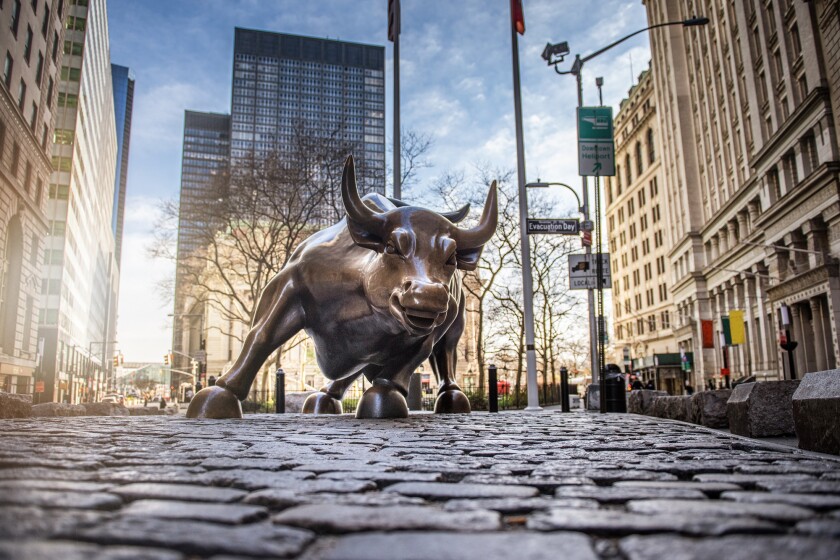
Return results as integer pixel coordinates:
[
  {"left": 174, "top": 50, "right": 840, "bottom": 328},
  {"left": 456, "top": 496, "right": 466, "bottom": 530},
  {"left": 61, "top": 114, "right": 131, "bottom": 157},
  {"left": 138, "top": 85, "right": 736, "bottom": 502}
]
[{"left": 288, "top": 220, "right": 372, "bottom": 291}]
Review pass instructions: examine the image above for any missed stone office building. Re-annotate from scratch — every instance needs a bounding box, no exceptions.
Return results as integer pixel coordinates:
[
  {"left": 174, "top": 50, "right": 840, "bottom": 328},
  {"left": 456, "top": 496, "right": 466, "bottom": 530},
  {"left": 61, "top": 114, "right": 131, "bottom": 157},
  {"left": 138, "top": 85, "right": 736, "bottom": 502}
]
[
  {"left": 0, "top": 0, "right": 65, "bottom": 395},
  {"left": 606, "top": 66, "right": 687, "bottom": 393},
  {"left": 644, "top": 0, "right": 840, "bottom": 387}
]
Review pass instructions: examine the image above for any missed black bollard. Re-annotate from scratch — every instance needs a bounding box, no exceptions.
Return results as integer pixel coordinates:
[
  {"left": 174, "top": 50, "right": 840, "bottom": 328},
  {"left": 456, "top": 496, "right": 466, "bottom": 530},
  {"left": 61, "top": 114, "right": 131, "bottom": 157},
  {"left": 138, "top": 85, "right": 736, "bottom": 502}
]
[
  {"left": 488, "top": 364, "right": 498, "bottom": 413},
  {"left": 560, "top": 367, "right": 571, "bottom": 412},
  {"left": 275, "top": 368, "right": 285, "bottom": 414}
]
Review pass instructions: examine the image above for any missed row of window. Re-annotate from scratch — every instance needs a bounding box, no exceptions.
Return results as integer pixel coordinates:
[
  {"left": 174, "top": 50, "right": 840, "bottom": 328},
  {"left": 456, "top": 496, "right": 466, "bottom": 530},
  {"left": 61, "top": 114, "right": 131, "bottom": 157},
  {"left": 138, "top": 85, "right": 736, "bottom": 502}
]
[{"left": 615, "top": 311, "right": 671, "bottom": 340}]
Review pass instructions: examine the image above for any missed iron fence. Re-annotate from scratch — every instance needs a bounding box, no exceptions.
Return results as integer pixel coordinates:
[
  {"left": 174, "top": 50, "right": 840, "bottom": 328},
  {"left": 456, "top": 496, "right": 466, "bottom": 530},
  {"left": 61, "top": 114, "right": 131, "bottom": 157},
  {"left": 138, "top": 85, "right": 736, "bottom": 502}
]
[{"left": 242, "top": 382, "right": 565, "bottom": 414}]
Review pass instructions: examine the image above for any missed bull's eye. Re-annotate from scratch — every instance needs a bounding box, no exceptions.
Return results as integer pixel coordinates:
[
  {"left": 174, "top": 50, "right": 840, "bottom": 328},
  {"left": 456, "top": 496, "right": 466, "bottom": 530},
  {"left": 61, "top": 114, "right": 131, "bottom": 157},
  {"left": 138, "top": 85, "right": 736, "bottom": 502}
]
[
  {"left": 446, "top": 252, "right": 457, "bottom": 266},
  {"left": 385, "top": 243, "right": 398, "bottom": 255}
]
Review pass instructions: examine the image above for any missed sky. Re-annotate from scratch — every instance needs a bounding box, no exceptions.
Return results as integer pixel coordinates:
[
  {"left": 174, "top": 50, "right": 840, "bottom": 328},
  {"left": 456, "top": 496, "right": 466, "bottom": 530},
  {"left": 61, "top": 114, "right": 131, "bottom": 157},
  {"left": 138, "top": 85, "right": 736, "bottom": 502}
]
[{"left": 107, "top": 0, "right": 651, "bottom": 362}]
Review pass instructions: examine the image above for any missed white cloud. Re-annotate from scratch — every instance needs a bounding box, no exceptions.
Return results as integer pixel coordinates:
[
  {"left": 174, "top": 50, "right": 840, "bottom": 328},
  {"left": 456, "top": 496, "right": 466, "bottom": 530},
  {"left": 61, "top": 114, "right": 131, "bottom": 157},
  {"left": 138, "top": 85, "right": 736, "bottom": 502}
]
[{"left": 116, "top": 202, "right": 174, "bottom": 362}]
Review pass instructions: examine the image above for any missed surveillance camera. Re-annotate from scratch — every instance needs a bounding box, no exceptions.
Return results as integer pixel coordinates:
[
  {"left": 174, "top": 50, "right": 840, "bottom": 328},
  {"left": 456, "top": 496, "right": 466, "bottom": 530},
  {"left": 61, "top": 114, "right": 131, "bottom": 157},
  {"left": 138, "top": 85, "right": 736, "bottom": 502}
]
[{"left": 541, "top": 41, "right": 570, "bottom": 64}]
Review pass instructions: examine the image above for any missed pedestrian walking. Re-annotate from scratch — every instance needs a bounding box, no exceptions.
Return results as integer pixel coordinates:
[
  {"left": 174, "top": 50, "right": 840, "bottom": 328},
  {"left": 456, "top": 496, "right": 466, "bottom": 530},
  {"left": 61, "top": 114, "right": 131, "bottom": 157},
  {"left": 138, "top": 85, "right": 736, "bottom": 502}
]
[
  {"left": 645, "top": 379, "right": 656, "bottom": 390},
  {"left": 208, "top": 376, "right": 216, "bottom": 387},
  {"left": 631, "top": 376, "right": 644, "bottom": 391}
]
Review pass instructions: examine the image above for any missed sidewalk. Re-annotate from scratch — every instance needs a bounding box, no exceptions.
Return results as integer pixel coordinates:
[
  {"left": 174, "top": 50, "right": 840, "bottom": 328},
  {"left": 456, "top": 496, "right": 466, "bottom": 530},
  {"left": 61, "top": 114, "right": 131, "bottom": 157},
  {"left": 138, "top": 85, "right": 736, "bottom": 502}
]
[{"left": 1, "top": 411, "right": 839, "bottom": 559}]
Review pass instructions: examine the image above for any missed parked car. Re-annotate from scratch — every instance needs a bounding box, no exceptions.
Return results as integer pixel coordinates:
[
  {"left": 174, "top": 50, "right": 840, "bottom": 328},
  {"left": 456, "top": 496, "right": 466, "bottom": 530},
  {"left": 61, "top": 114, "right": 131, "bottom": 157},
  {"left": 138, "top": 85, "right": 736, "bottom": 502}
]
[{"left": 100, "top": 393, "right": 124, "bottom": 403}]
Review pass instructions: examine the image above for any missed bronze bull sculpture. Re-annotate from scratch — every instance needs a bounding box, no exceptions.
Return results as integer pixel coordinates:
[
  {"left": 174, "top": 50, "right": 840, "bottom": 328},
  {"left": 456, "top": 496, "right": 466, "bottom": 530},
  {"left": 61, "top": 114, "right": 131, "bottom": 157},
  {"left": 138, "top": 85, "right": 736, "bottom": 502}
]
[{"left": 187, "top": 155, "right": 497, "bottom": 419}]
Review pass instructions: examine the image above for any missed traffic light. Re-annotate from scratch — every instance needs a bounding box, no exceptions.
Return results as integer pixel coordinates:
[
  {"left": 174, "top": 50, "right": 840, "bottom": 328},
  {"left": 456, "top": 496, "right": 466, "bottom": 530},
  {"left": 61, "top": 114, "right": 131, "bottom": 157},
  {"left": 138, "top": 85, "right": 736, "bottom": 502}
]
[
  {"left": 163, "top": 352, "right": 170, "bottom": 366},
  {"left": 387, "top": 0, "right": 400, "bottom": 42},
  {"left": 511, "top": 0, "right": 525, "bottom": 35},
  {"left": 113, "top": 355, "right": 119, "bottom": 367}
]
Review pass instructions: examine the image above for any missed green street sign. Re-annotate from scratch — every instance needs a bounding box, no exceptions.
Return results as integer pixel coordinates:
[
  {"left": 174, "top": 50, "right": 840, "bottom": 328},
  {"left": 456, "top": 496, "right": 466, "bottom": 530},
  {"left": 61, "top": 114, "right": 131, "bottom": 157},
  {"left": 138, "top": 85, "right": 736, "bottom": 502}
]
[{"left": 577, "top": 107, "right": 615, "bottom": 177}]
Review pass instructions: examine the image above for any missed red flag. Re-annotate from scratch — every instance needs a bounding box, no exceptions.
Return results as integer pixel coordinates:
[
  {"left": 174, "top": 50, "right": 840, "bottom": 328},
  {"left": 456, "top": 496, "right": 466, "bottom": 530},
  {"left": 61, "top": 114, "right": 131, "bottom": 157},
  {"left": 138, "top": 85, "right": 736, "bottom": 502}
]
[
  {"left": 511, "top": 0, "right": 525, "bottom": 35},
  {"left": 701, "top": 320, "right": 714, "bottom": 349}
]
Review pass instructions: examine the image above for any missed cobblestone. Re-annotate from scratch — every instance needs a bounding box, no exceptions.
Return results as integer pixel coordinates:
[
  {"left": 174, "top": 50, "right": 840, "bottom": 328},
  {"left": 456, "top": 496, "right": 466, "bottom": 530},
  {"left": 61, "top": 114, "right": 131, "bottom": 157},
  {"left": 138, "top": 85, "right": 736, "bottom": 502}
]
[{"left": 1, "top": 411, "right": 839, "bottom": 558}]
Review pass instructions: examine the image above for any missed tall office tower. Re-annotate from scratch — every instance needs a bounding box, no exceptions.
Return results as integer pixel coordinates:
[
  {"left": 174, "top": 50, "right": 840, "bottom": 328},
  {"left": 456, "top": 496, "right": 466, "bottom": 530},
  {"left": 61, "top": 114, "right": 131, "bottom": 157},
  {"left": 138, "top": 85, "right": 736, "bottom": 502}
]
[
  {"left": 172, "top": 30, "right": 387, "bottom": 382},
  {"left": 231, "top": 28, "right": 386, "bottom": 207},
  {"left": 171, "top": 111, "right": 230, "bottom": 375},
  {"left": 110, "top": 63, "right": 134, "bottom": 267},
  {"left": 0, "top": 0, "right": 65, "bottom": 396},
  {"left": 644, "top": 0, "right": 840, "bottom": 387},
  {"left": 605, "top": 67, "right": 683, "bottom": 393},
  {"left": 107, "top": 63, "right": 134, "bottom": 384},
  {"left": 39, "top": 0, "right": 118, "bottom": 403}
]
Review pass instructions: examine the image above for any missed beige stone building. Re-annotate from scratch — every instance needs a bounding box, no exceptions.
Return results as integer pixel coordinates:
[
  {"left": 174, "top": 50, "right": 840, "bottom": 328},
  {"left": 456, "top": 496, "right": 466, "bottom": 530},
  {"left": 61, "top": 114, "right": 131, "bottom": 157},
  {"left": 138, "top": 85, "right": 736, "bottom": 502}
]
[
  {"left": 0, "top": 0, "right": 65, "bottom": 395},
  {"left": 643, "top": 0, "right": 840, "bottom": 388},
  {"left": 606, "top": 66, "right": 684, "bottom": 393}
]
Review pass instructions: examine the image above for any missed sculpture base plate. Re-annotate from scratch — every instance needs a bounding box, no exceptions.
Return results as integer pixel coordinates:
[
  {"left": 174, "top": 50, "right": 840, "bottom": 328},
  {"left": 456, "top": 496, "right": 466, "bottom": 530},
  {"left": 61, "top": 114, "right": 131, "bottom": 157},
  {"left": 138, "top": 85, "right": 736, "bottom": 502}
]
[
  {"left": 356, "top": 382, "right": 409, "bottom": 419},
  {"left": 434, "top": 389, "right": 471, "bottom": 414},
  {"left": 186, "top": 386, "right": 243, "bottom": 419},
  {"left": 302, "top": 392, "right": 344, "bottom": 415}
]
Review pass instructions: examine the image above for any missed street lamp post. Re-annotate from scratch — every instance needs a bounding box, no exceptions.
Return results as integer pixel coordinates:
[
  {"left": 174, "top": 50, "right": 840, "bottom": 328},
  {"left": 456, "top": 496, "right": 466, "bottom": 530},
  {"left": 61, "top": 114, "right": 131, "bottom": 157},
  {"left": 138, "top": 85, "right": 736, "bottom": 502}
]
[
  {"left": 541, "top": 15, "right": 708, "bottom": 410},
  {"left": 169, "top": 312, "right": 205, "bottom": 384},
  {"left": 521, "top": 180, "right": 583, "bottom": 410}
]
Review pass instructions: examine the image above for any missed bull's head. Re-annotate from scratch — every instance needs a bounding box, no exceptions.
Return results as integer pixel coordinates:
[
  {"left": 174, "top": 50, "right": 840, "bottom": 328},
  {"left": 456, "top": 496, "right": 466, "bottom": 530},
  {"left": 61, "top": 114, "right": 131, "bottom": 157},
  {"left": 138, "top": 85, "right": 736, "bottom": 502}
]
[{"left": 342, "top": 155, "right": 497, "bottom": 335}]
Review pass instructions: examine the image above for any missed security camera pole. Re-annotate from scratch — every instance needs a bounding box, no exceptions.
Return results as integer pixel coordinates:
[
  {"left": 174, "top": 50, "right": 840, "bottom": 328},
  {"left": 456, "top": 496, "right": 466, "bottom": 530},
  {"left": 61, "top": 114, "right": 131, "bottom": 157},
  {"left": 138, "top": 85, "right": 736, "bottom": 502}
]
[{"left": 541, "top": 15, "right": 709, "bottom": 410}]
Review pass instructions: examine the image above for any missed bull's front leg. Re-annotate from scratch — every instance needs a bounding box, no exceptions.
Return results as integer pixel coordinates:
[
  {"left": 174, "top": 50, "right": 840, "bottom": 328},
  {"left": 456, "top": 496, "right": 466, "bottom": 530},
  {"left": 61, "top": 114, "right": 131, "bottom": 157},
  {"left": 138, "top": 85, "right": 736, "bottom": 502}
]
[
  {"left": 429, "top": 293, "right": 470, "bottom": 414},
  {"left": 187, "top": 271, "right": 304, "bottom": 419},
  {"left": 355, "top": 354, "right": 429, "bottom": 419}
]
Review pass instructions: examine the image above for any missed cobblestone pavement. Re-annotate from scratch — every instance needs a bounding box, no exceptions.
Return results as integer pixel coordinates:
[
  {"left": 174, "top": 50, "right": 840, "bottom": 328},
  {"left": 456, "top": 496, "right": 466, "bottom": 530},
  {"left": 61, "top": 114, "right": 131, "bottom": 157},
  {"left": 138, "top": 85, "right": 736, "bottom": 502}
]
[{"left": 1, "top": 412, "right": 840, "bottom": 559}]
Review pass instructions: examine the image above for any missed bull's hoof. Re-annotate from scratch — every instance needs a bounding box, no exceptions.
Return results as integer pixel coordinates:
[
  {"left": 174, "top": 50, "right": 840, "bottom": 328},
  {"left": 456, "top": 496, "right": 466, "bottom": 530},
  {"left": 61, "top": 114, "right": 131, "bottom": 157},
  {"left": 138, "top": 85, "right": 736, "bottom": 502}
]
[
  {"left": 186, "top": 386, "right": 243, "bottom": 419},
  {"left": 302, "top": 392, "right": 343, "bottom": 414},
  {"left": 434, "top": 389, "right": 471, "bottom": 414},
  {"left": 355, "top": 381, "right": 408, "bottom": 419}
]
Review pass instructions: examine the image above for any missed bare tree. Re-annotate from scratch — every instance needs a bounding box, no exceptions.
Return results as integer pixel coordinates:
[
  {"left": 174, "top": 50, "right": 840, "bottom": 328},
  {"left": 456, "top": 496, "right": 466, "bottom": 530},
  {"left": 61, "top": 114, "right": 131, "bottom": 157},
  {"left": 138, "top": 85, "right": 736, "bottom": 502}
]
[
  {"left": 150, "top": 122, "right": 366, "bottom": 344},
  {"left": 387, "top": 128, "right": 435, "bottom": 198}
]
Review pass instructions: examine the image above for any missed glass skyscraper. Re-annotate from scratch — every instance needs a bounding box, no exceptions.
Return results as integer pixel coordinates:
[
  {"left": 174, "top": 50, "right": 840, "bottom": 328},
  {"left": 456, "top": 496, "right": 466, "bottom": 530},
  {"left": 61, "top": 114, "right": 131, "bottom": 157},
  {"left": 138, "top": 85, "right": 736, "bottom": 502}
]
[
  {"left": 110, "top": 63, "right": 134, "bottom": 268},
  {"left": 230, "top": 28, "right": 386, "bottom": 198},
  {"left": 173, "top": 29, "right": 386, "bottom": 379}
]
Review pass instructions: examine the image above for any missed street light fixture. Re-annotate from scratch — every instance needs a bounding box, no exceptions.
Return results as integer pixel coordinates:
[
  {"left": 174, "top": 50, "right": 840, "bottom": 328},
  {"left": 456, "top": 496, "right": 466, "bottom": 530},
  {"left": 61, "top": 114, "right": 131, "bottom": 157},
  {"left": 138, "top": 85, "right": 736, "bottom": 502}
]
[{"left": 542, "top": 15, "right": 709, "bottom": 412}]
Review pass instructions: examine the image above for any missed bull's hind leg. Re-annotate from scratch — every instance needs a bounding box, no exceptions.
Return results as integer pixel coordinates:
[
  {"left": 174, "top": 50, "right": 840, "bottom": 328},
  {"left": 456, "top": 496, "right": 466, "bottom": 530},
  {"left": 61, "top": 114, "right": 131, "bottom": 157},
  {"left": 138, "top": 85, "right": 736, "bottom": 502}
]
[
  {"left": 187, "top": 271, "right": 304, "bottom": 419},
  {"left": 429, "top": 294, "right": 471, "bottom": 414},
  {"left": 302, "top": 370, "right": 365, "bottom": 415}
]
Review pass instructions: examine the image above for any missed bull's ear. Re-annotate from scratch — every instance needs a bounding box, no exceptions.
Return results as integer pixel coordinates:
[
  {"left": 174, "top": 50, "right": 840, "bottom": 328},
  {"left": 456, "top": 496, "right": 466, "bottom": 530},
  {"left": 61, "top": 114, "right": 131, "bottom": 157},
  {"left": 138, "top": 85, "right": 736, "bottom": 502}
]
[
  {"left": 347, "top": 219, "right": 386, "bottom": 252},
  {"left": 455, "top": 245, "right": 484, "bottom": 271}
]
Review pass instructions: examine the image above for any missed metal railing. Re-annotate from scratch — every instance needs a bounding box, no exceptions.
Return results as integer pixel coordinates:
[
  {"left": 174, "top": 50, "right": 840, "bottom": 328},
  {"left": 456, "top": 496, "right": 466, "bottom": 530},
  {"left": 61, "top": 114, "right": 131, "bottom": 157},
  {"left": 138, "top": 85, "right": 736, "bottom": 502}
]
[{"left": 241, "top": 381, "right": 567, "bottom": 414}]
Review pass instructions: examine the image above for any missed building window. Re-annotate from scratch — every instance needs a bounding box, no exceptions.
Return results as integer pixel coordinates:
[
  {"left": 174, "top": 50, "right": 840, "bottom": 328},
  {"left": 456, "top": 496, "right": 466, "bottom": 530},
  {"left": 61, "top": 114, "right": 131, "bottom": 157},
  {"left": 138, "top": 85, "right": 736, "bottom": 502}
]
[
  {"left": 10, "top": 0, "right": 22, "bottom": 38},
  {"left": 17, "top": 78, "right": 26, "bottom": 109},
  {"left": 616, "top": 165, "right": 622, "bottom": 195},
  {"left": 635, "top": 141, "right": 643, "bottom": 176},
  {"left": 29, "top": 101, "right": 37, "bottom": 130},
  {"left": 3, "top": 52, "right": 12, "bottom": 88},
  {"left": 52, "top": 31, "right": 58, "bottom": 62},
  {"left": 23, "top": 160, "right": 31, "bottom": 192},
  {"left": 625, "top": 154, "right": 632, "bottom": 184},
  {"left": 41, "top": 5, "right": 50, "bottom": 36},
  {"left": 11, "top": 142, "right": 20, "bottom": 175},
  {"left": 35, "top": 52, "right": 44, "bottom": 85},
  {"left": 23, "top": 26, "right": 33, "bottom": 63},
  {"left": 647, "top": 128, "right": 655, "bottom": 163}
]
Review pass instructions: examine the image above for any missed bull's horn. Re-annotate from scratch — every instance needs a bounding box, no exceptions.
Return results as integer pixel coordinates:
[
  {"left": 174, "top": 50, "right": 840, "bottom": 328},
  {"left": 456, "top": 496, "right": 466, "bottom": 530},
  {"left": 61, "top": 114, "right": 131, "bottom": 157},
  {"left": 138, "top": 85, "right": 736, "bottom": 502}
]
[
  {"left": 441, "top": 204, "right": 471, "bottom": 224},
  {"left": 342, "top": 155, "right": 384, "bottom": 232},
  {"left": 386, "top": 198, "right": 471, "bottom": 224},
  {"left": 453, "top": 181, "right": 498, "bottom": 249}
]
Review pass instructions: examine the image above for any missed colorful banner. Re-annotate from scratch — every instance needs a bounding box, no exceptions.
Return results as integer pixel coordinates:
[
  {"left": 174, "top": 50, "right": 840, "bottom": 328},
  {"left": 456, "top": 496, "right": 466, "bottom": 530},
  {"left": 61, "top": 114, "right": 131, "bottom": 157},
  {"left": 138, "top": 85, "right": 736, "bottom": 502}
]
[
  {"left": 701, "top": 320, "right": 715, "bottom": 348},
  {"left": 721, "top": 316, "right": 732, "bottom": 346},
  {"left": 729, "top": 310, "right": 745, "bottom": 345}
]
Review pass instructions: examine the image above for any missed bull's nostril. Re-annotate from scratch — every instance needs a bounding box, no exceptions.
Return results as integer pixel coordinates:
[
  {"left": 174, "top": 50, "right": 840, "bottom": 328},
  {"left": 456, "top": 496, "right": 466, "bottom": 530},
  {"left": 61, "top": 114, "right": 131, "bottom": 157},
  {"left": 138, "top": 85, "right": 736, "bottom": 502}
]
[{"left": 402, "top": 281, "right": 412, "bottom": 292}]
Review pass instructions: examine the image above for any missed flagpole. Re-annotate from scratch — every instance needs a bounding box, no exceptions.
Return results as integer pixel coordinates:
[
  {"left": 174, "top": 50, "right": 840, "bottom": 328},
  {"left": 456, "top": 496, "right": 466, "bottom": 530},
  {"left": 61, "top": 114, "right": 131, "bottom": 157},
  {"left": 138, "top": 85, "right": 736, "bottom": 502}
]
[{"left": 510, "top": 1, "right": 541, "bottom": 411}]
